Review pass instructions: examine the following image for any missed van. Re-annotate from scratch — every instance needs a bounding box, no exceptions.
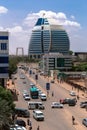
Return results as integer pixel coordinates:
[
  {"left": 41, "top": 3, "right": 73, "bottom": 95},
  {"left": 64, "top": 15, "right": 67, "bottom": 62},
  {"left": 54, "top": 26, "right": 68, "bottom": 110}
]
[
  {"left": 33, "top": 110, "right": 44, "bottom": 121},
  {"left": 28, "top": 101, "right": 45, "bottom": 110},
  {"left": 15, "top": 107, "right": 30, "bottom": 118}
]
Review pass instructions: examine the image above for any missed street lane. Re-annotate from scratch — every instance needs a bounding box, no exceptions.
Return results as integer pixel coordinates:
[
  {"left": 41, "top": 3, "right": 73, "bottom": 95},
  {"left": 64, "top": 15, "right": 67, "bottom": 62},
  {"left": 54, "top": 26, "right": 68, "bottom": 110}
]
[{"left": 14, "top": 68, "right": 87, "bottom": 130}]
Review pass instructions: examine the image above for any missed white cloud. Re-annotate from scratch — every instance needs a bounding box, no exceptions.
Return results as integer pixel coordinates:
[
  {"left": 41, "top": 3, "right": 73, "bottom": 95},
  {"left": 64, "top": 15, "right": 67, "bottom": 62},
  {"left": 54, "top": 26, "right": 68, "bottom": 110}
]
[
  {"left": 0, "top": 6, "right": 8, "bottom": 14},
  {"left": 24, "top": 10, "right": 81, "bottom": 28}
]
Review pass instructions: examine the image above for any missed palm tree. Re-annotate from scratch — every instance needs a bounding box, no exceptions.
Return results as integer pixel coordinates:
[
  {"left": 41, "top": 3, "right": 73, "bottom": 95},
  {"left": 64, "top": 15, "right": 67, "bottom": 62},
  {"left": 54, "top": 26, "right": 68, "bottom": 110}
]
[{"left": 0, "top": 99, "right": 12, "bottom": 130}]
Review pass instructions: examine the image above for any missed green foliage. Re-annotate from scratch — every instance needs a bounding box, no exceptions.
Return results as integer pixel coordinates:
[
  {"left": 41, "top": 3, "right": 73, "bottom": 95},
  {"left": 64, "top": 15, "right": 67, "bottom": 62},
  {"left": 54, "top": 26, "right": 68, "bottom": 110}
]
[
  {"left": 72, "top": 62, "right": 87, "bottom": 71},
  {"left": 0, "top": 86, "right": 15, "bottom": 129}
]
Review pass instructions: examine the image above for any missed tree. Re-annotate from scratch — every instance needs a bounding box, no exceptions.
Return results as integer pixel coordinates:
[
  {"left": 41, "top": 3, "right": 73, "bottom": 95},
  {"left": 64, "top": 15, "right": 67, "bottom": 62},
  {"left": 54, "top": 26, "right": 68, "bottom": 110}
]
[{"left": 0, "top": 87, "right": 15, "bottom": 130}]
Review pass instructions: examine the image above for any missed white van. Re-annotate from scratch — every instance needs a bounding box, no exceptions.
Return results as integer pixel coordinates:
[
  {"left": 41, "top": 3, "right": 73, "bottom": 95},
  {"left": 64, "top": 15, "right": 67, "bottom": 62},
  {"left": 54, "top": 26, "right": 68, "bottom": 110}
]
[
  {"left": 28, "top": 102, "right": 45, "bottom": 110},
  {"left": 33, "top": 110, "right": 44, "bottom": 121}
]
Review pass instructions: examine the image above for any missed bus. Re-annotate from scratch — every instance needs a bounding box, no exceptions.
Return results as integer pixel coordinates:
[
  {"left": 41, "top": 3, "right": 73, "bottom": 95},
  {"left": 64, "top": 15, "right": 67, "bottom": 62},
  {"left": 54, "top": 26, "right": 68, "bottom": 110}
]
[{"left": 30, "top": 86, "right": 39, "bottom": 99}]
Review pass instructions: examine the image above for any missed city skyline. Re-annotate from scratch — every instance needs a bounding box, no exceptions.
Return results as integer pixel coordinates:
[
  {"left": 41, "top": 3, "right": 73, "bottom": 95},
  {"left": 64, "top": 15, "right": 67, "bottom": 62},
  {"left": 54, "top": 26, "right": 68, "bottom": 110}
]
[{"left": 0, "top": 0, "right": 87, "bottom": 55}]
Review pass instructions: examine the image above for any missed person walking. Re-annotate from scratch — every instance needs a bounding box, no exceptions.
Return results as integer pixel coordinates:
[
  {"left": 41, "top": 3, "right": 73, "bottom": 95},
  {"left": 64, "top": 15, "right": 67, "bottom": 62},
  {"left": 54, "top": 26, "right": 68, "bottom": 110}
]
[
  {"left": 37, "top": 125, "right": 40, "bottom": 130},
  {"left": 72, "top": 116, "right": 75, "bottom": 125},
  {"left": 52, "top": 91, "right": 54, "bottom": 97}
]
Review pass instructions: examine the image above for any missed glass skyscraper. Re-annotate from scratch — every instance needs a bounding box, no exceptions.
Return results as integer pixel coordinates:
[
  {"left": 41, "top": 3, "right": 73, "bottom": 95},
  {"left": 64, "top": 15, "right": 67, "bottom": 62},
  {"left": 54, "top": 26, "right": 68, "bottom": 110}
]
[{"left": 28, "top": 18, "right": 70, "bottom": 59}]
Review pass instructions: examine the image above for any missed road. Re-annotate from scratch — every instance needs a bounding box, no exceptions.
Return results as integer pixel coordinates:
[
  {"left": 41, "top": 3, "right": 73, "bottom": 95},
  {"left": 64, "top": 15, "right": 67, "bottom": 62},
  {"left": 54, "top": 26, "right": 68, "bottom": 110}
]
[{"left": 14, "top": 68, "right": 87, "bottom": 130}]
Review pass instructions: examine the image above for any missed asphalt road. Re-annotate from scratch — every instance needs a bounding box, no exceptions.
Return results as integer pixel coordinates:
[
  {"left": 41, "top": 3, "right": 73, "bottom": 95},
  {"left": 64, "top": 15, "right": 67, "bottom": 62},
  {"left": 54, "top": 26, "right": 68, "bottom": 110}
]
[{"left": 14, "top": 68, "right": 87, "bottom": 130}]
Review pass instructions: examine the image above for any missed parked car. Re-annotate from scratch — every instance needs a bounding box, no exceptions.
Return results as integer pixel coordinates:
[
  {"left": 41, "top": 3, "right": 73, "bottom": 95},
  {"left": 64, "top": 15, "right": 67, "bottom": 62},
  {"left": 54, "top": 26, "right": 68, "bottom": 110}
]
[
  {"left": 51, "top": 102, "right": 63, "bottom": 108},
  {"left": 15, "top": 107, "right": 30, "bottom": 118},
  {"left": 10, "top": 125, "right": 26, "bottom": 130},
  {"left": 15, "top": 119, "right": 26, "bottom": 127},
  {"left": 69, "top": 91, "right": 76, "bottom": 96},
  {"left": 82, "top": 118, "right": 87, "bottom": 127},
  {"left": 80, "top": 101, "right": 87, "bottom": 108}
]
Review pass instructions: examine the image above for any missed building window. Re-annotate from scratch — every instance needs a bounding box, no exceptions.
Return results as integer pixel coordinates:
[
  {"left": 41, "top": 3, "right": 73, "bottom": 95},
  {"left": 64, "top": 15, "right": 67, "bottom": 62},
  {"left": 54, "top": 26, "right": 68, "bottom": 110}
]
[
  {"left": 0, "top": 36, "right": 8, "bottom": 40},
  {"left": 1, "top": 43, "right": 7, "bottom": 50},
  {"left": 0, "top": 57, "right": 8, "bottom": 63},
  {"left": 0, "top": 67, "right": 8, "bottom": 73}
]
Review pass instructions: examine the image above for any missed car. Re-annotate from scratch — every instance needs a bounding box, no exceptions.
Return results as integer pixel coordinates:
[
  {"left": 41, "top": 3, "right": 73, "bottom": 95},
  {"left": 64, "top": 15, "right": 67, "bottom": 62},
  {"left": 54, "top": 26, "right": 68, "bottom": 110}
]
[
  {"left": 82, "top": 118, "right": 87, "bottom": 127},
  {"left": 23, "top": 90, "right": 28, "bottom": 97},
  {"left": 80, "top": 102, "right": 87, "bottom": 108},
  {"left": 33, "top": 110, "right": 44, "bottom": 121},
  {"left": 15, "top": 119, "right": 26, "bottom": 127},
  {"left": 60, "top": 98, "right": 77, "bottom": 105},
  {"left": 24, "top": 94, "right": 30, "bottom": 100},
  {"left": 60, "top": 98, "right": 70, "bottom": 104},
  {"left": 38, "top": 90, "right": 43, "bottom": 97},
  {"left": 51, "top": 102, "right": 63, "bottom": 108},
  {"left": 15, "top": 107, "right": 30, "bottom": 118},
  {"left": 40, "top": 93, "right": 47, "bottom": 101},
  {"left": 69, "top": 91, "right": 76, "bottom": 96},
  {"left": 80, "top": 101, "right": 87, "bottom": 108},
  {"left": 10, "top": 125, "right": 26, "bottom": 130},
  {"left": 20, "top": 75, "right": 25, "bottom": 79}
]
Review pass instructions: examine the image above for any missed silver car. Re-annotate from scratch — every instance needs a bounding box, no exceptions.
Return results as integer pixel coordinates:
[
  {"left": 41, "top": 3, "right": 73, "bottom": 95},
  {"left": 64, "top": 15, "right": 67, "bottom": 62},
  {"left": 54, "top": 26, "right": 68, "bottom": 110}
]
[
  {"left": 51, "top": 102, "right": 63, "bottom": 108},
  {"left": 82, "top": 118, "right": 87, "bottom": 127}
]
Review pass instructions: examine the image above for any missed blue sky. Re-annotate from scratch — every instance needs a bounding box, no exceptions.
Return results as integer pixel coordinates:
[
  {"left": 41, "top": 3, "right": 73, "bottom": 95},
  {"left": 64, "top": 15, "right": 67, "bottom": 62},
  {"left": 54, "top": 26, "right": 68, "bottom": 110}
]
[{"left": 0, "top": 0, "right": 87, "bottom": 54}]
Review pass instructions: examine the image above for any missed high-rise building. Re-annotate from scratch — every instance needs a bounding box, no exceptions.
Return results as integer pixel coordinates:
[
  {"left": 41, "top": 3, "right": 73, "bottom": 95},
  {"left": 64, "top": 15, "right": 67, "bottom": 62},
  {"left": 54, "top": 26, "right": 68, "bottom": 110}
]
[
  {"left": 28, "top": 18, "right": 70, "bottom": 59},
  {"left": 0, "top": 31, "right": 9, "bottom": 86}
]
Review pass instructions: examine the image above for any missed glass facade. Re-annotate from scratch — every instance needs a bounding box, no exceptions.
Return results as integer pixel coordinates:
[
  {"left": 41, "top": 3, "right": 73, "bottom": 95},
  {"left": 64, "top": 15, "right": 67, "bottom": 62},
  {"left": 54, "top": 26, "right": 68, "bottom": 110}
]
[
  {"left": 28, "top": 18, "right": 70, "bottom": 58},
  {"left": 0, "top": 31, "right": 9, "bottom": 78}
]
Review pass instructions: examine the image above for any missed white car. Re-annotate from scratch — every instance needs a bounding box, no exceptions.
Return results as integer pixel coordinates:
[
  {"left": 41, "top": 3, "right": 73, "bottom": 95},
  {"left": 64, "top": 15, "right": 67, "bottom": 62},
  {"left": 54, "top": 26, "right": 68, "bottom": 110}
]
[
  {"left": 23, "top": 90, "right": 28, "bottom": 97},
  {"left": 69, "top": 91, "right": 76, "bottom": 96},
  {"left": 51, "top": 102, "right": 63, "bottom": 108},
  {"left": 10, "top": 125, "right": 26, "bottom": 130},
  {"left": 24, "top": 94, "right": 30, "bottom": 100},
  {"left": 40, "top": 93, "right": 47, "bottom": 101}
]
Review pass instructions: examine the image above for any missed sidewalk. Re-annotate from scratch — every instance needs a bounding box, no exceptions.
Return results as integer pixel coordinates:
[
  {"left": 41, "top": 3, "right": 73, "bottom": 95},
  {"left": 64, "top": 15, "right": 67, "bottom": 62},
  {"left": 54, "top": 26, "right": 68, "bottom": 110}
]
[
  {"left": 6, "top": 79, "right": 19, "bottom": 101},
  {"left": 54, "top": 79, "right": 86, "bottom": 100}
]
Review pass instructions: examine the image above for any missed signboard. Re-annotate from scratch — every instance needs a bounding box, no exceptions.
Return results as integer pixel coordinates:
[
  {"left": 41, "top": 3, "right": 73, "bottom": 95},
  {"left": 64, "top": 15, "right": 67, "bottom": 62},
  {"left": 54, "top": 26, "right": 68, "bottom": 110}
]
[{"left": 46, "top": 82, "right": 50, "bottom": 90}]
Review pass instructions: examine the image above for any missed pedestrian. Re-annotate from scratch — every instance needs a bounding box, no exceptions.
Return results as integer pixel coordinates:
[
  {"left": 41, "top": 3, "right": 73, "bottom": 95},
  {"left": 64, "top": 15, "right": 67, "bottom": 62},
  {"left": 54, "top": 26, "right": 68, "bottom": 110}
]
[
  {"left": 27, "top": 118, "right": 30, "bottom": 125},
  {"left": 72, "top": 116, "right": 75, "bottom": 125},
  {"left": 52, "top": 91, "right": 54, "bottom": 97},
  {"left": 77, "top": 95, "right": 79, "bottom": 100},
  {"left": 37, "top": 125, "right": 40, "bottom": 130},
  {"left": 85, "top": 105, "right": 87, "bottom": 111}
]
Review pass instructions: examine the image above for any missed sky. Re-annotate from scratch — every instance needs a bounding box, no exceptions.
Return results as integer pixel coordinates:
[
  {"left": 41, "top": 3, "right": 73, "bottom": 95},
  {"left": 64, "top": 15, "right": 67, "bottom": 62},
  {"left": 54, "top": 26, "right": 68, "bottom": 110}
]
[{"left": 0, "top": 0, "right": 87, "bottom": 55}]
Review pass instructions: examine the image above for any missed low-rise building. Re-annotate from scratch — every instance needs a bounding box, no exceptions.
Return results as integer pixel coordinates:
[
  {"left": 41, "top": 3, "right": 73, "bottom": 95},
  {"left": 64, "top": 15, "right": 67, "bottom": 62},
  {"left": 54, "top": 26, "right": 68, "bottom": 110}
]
[{"left": 39, "top": 53, "right": 73, "bottom": 75}]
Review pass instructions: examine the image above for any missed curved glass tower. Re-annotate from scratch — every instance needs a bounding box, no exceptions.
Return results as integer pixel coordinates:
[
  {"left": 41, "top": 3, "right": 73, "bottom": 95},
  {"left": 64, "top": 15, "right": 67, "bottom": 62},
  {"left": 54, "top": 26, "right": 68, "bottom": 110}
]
[{"left": 28, "top": 18, "right": 70, "bottom": 59}]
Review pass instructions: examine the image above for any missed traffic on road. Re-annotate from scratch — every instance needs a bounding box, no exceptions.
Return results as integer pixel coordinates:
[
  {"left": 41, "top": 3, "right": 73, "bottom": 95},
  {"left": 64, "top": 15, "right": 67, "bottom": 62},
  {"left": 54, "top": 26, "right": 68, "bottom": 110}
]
[{"left": 11, "top": 66, "right": 87, "bottom": 130}]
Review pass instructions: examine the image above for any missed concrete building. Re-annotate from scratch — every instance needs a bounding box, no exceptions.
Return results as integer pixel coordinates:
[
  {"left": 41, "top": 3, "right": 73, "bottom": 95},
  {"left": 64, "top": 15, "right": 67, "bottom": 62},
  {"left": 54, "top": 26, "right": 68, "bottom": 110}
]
[
  {"left": 39, "top": 53, "right": 72, "bottom": 75},
  {"left": 74, "top": 52, "right": 87, "bottom": 61},
  {"left": 28, "top": 17, "right": 70, "bottom": 59},
  {"left": 0, "top": 31, "right": 9, "bottom": 86}
]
